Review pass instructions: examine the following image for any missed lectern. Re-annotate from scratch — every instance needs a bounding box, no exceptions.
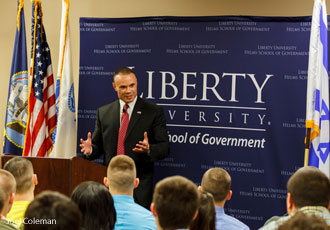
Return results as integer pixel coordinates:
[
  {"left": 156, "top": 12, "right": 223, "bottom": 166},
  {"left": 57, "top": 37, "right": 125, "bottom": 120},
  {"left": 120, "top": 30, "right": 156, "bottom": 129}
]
[{"left": 1, "top": 155, "right": 106, "bottom": 196}]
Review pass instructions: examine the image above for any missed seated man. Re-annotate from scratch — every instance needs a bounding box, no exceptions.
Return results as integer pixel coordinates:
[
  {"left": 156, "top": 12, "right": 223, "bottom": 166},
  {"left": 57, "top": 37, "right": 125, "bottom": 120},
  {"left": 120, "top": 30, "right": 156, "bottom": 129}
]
[
  {"left": 200, "top": 168, "right": 250, "bottom": 230},
  {"left": 4, "top": 157, "right": 37, "bottom": 227},
  {"left": 150, "top": 175, "right": 200, "bottom": 230},
  {"left": 104, "top": 155, "right": 157, "bottom": 230},
  {"left": 23, "top": 191, "right": 81, "bottom": 230},
  {"left": 259, "top": 166, "right": 330, "bottom": 230},
  {"left": 0, "top": 169, "right": 17, "bottom": 230}
]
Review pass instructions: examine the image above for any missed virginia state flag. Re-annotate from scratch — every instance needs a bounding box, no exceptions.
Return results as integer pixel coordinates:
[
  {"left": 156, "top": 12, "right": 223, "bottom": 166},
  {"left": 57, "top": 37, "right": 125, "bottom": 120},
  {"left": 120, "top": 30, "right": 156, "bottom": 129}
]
[
  {"left": 50, "top": 0, "right": 77, "bottom": 158},
  {"left": 3, "top": 1, "right": 28, "bottom": 155},
  {"left": 305, "top": 0, "right": 330, "bottom": 177}
]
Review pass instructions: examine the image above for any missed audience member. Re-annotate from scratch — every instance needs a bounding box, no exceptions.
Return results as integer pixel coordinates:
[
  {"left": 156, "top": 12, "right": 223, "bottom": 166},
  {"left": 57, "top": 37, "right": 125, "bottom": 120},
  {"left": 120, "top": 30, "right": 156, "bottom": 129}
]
[
  {"left": 278, "top": 212, "right": 330, "bottom": 230},
  {"left": 71, "top": 181, "right": 116, "bottom": 230},
  {"left": 104, "top": 155, "right": 157, "bottom": 230},
  {"left": 0, "top": 187, "right": 17, "bottom": 230},
  {"left": 190, "top": 190, "right": 216, "bottom": 230},
  {"left": 0, "top": 169, "right": 17, "bottom": 229},
  {"left": 23, "top": 191, "right": 81, "bottom": 230},
  {"left": 151, "top": 175, "right": 200, "bottom": 230},
  {"left": 201, "top": 168, "right": 250, "bottom": 230},
  {"left": 0, "top": 188, "right": 5, "bottom": 213},
  {"left": 259, "top": 166, "right": 330, "bottom": 230},
  {"left": 4, "top": 157, "right": 37, "bottom": 227}
]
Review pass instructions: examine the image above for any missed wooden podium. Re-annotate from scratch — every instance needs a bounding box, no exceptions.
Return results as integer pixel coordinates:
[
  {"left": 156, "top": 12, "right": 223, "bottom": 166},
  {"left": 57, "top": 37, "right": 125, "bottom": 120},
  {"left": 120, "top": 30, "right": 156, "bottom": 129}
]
[{"left": 1, "top": 155, "right": 106, "bottom": 197}]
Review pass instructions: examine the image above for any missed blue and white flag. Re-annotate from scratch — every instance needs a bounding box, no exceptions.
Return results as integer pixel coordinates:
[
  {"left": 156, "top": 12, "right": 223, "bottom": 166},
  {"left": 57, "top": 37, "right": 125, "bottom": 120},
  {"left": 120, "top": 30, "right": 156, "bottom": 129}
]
[
  {"left": 305, "top": 0, "right": 330, "bottom": 177},
  {"left": 50, "top": 0, "right": 76, "bottom": 158},
  {"left": 3, "top": 0, "right": 28, "bottom": 156}
]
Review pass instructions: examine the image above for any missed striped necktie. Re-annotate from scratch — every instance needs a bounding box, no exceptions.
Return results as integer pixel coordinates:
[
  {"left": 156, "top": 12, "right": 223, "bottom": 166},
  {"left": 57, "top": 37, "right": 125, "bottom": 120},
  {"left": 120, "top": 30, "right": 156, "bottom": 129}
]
[{"left": 117, "top": 104, "right": 129, "bottom": 155}]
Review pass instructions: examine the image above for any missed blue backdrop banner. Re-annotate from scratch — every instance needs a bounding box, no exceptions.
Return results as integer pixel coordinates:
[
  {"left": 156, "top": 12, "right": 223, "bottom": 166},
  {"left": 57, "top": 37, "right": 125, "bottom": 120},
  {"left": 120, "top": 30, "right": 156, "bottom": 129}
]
[{"left": 78, "top": 16, "right": 318, "bottom": 230}]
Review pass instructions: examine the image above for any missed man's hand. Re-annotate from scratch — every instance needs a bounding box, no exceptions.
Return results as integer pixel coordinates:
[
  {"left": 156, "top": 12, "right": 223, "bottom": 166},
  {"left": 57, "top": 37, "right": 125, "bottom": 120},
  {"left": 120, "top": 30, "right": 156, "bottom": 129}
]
[
  {"left": 80, "top": 132, "right": 92, "bottom": 155},
  {"left": 133, "top": 132, "right": 150, "bottom": 153}
]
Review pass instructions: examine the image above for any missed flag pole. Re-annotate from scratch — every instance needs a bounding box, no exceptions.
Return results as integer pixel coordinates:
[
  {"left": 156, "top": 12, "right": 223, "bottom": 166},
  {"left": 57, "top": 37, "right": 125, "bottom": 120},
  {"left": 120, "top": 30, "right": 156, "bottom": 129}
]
[{"left": 304, "top": 128, "right": 311, "bottom": 166}]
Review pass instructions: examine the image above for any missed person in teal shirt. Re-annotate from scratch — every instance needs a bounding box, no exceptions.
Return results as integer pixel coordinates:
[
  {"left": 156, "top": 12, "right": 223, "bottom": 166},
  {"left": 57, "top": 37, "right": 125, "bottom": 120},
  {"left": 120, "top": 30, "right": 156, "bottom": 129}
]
[{"left": 104, "top": 155, "right": 157, "bottom": 230}]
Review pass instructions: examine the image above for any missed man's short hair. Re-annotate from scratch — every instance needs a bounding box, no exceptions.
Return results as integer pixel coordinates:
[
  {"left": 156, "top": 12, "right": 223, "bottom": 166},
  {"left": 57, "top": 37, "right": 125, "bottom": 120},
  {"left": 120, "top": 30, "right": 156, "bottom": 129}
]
[
  {"left": 24, "top": 191, "right": 81, "bottom": 230},
  {"left": 107, "top": 155, "right": 136, "bottom": 193},
  {"left": 153, "top": 176, "right": 199, "bottom": 229},
  {"left": 287, "top": 166, "right": 330, "bottom": 208},
  {"left": 4, "top": 157, "right": 34, "bottom": 194},
  {"left": 201, "top": 168, "right": 231, "bottom": 202},
  {"left": 0, "top": 188, "right": 6, "bottom": 212},
  {"left": 0, "top": 169, "right": 16, "bottom": 198},
  {"left": 278, "top": 212, "right": 330, "bottom": 230},
  {"left": 113, "top": 67, "right": 135, "bottom": 81},
  {"left": 71, "top": 181, "right": 116, "bottom": 230}
]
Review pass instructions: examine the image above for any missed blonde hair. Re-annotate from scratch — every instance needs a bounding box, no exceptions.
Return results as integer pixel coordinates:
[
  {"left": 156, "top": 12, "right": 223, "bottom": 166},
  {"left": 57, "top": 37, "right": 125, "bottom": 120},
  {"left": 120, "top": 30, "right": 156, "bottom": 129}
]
[{"left": 107, "top": 155, "right": 136, "bottom": 193}]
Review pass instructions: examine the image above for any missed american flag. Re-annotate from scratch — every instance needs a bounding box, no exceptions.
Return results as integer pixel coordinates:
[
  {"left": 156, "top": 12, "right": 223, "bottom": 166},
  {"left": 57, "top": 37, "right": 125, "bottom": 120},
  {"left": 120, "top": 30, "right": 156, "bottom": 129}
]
[{"left": 23, "top": 0, "right": 56, "bottom": 157}]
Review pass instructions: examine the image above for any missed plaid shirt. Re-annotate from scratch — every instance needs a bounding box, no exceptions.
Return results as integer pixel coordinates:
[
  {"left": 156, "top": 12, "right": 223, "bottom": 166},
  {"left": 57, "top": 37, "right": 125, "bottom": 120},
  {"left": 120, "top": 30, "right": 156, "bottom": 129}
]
[{"left": 259, "top": 206, "right": 330, "bottom": 230}]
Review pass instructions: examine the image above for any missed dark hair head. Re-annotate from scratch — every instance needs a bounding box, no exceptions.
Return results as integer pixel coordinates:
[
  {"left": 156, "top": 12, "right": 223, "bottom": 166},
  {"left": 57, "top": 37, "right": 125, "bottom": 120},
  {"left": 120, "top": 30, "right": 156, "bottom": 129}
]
[
  {"left": 113, "top": 67, "right": 135, "bottom": 81},
  {"left": 153, "top": 176, "right": 199, "bottom": 229},
  {"left": 287, "top": 166, "right": 330, "bottom": 208},
  {"left": 278, "top": 212, "right": 330, "bottom": 230},
  {"left": 71, "top": 181, "right": 116, "bottom": 230},
  {"left": 201, "top": 168, "right": 231, "bottom": 202},
  {"left": 190, "top": 190, "right": 216, "bottom": 230},
  {"left": 24, "top": 191, "right": 81, "bottom": 230},
  {"left": 4, "top": 157, "right": 34, "bottom": 193}
]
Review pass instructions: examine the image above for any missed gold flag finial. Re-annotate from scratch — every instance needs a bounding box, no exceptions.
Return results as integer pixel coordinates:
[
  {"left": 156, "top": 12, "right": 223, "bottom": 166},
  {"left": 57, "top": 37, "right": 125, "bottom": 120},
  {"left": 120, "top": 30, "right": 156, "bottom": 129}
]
[{"left": 16, "top": 0, "right": 25, "bottom": 31}]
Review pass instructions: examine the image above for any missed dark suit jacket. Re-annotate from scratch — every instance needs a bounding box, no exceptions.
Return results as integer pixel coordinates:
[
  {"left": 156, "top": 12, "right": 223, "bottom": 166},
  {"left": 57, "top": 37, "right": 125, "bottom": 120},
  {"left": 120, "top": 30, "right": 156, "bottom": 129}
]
[{"left": 88, "top": 97, "right": 170, "bottom": 208}]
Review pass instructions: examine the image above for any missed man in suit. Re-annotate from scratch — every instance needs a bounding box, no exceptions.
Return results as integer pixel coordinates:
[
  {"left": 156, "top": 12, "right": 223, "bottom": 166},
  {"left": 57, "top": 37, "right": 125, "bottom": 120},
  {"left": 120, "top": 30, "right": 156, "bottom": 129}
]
[{"left": 80, "top": 66, "right": 170, "bottom": 209}]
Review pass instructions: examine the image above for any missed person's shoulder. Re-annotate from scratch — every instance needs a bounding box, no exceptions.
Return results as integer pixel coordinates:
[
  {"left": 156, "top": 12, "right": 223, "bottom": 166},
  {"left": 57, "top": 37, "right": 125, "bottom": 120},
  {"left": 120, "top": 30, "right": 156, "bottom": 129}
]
[
  {"left": 129, "top": 202, "right": 155, "bottom": 221},
  {"left": 138, "top": 97, "right": 163, "bottom": 111},
  {"left": 114, "top": 195, "right": 152, "bottom": 216},
  {"left": 218, "top": 213, "right": 250, "bottom": 230},
  {"left": 263, "top": 215, "right": 283, "bottom": 226},
  {"left": 98, "top": 101, "right": 118, "bottom": 112},
  {"left": 133, "top": 201, "right": 153, "bottom": 215},
  {"left": 299, "top": 206, "right": 330, "bottom": 225},
  {"left": 0, "top": 219, "right": 18, "bottom": 230},
  {"left": 115, "top": 200, "right": 156, "bottom": 229},
  {"left": 258, "top": 215, "right": 290, "bottom": 230}
]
